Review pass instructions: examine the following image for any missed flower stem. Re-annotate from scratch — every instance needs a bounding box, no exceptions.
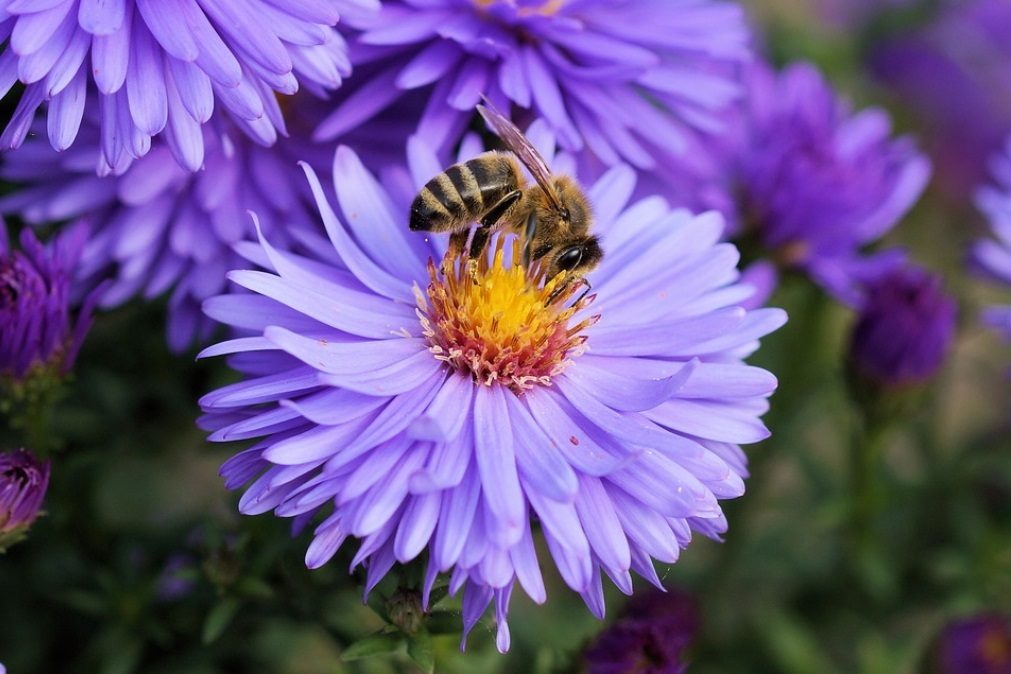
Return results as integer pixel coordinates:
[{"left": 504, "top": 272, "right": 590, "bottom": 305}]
[{"left": 847, "top": 407, "right": 891, "bottom": 594}]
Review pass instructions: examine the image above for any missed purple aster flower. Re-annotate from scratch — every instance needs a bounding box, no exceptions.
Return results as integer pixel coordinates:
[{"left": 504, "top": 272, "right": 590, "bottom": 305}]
[
  {"left": 0, "top": 0, "right": 376, "bottom": 172},
  {"left": 847, "top": 263, "right": 956, "bottom": 389},
  {"left": 199, "top": 136, "right": 784, "bottom": 651},
  {"left": 935, "top": 614, "right": 1011, "bottom": 674},
  {"left": 318, "top": 0, "right": 750, "bottom": 176},
  {"left": 582, "top": 588, "right": 699, "bottom": 674},
  {"left": 0, "top": 98, "right": 333, "bottom": 351},
  {"left": 870, "top": 0, "right": 1011, "bottom": 199},
  {"left": 0, "top": 221, "right": 96, "bottom": 380},
  {"left": 972, "top": 137, "right": 1011, "bottom": 341},
  {"left": 0, "top": 448, "right": 51, "bottom": 551},
  {"left": 698, "top": 61, "right": 930, "bottom": 306}
]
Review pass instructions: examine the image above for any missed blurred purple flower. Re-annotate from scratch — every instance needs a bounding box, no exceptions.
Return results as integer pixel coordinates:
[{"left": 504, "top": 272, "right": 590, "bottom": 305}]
[
  {"left": 870, "top": 0, "right": 1011, "bottom": 199},
  {"left": 936, "top": 614, "right": 1011, "bottom": 674},
  {"left": 198, "top": 136, "right": 783, "bottom": 651},
  {"left": 583, "top": 588, "right": 699, "bottom": 674},
  {"left": 320, "top": 0, "right": 750, "bottom": 175},
  {"left": 1, "top": 222, "right": 97, "bottom": 379},
  {"left": 0, "top": 100, "right": 333, "bottom": 352},
  {"left": 0, "top": 0, "right": 376, "bottom": 172},
  {"left": 709, "top": 62, "right": 930, "bottom": 305},
  {"left": 847, "top": 263, "right": 956, "bottom": 389},
  {"left": 0, "top": 448, "right": 51, "bottom": 550},
  {"left": 972, "top": 137, "right": 1011, "bottom": 341}
]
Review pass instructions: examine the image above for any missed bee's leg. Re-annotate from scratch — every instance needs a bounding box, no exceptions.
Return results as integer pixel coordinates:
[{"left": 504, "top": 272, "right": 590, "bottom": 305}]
[
  {"left": 522, "top": 212, "right": 537, "bottom": 268},
  {"left": 468, "top": 226, "right": 491, "bottom": 258},
  {"left": 479, "top": 190, "right": 522, "bottom": 229},
  {"left": 547, "top": 277, "right": 591, "bottom": 306},
  {"left": 448, "top": 228, "right": 471, "bottom": 257}
]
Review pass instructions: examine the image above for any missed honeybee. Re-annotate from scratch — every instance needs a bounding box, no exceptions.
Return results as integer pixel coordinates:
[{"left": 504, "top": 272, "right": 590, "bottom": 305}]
[{"left": 409, "top": 101, "right": 602, "bottom": 283}]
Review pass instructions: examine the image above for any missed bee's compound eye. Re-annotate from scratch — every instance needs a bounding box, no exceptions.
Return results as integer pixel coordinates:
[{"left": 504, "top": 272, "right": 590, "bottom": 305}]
[
  {"left": 560, "top": 207, "right": 571, "bottom": 221},
  {"left": 557, "top": 246, "right": 583, "bottom": 272}
]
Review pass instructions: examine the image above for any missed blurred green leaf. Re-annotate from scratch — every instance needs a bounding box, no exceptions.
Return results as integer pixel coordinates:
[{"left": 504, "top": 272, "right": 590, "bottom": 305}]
[
  {"left": 424, "top": 611, "right": 462, "bottom": 636},
  {"left": 366, "top": 591, "right": 391, "bottom": 623},
  {"left": 342, "top": 632, "right": 403, "bottom": 661},
  {"left": 407, "top": 630, "right": 434, "bottom": 673},
  {"left": 758, "top": 608, "right": 839, "bottom": 674},
  {"left": 202, "top": 597, "right": 240, "bottom": 644}
]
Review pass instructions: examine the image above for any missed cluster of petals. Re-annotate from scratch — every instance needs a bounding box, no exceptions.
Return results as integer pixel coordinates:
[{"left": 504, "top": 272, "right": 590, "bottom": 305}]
[
  {"left": 711, "top": 62, "right": 930, "bottom": 305},
  {"left": 848, "top": 264, "right": 956, "bottom": 388},
  {"left": 198, "top": 133, "right": 783, "bottom": 649},
  {"left": 321, "top": 0, "right": 750, "bottom": 176},
  {"left": 0, "top": 448, "right": 50, "bottom": 536},
  {"left": 869, "top": 0, "right": 1011, "bottom": 198},
  {"left": 0, "top": 220, "right": 97, "bottom": 378},
  {"left": 972, "top": 137, "right": 1011, "bottom": 341},
  {"left": 0, "top": 0, "right": 377, "bottom": 172},
  {"left": 0, "top": 110, "right": 331, "bottom": 351}
]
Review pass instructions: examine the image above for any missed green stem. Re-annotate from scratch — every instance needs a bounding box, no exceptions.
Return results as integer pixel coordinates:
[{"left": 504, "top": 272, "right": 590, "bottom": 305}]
[{"left": 847, "top": 408, "right": 891, "bottom": 590}]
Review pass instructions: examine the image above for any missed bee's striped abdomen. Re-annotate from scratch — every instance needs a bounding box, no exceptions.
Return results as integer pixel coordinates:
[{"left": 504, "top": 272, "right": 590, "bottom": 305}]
[{"left": 409, "top": 153, "right": 521, "bottom": 232}]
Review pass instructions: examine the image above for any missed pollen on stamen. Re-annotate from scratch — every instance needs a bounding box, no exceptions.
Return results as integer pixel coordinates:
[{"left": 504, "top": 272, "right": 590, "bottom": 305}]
[{"left": 415, "top": 235, "right": 599, "bottom": 394}]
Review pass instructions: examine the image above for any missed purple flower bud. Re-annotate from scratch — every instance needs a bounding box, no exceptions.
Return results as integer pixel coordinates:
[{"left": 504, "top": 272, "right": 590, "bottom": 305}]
[
  {"left": 936, "top": 614, "right": 1011, "bottom": 674},
  {"left": 848, "top": 265, "right": 957, "bottom": 388},
  {"left": 583, "top": 589, "right": 700, "bottom": 674},
  {"left": 0, "top": 223, "right": 97, "bottom": 381},
  {"left": 0, "top": 448, "right": 51, "bottom": 550}
]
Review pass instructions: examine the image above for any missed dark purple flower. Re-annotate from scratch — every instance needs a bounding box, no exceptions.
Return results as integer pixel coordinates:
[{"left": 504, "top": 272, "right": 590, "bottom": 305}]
[
  {"left": 583, "top": 588, "right": 700, "bottom": 674},
  {"left": 0, "top": 222, "right": 96, "bottom": 379},
  {"left": 0, "top": 97, "right": 333, "bottom": 351},
  {"left": 0, "top": 448, "right": 51, "bottom": 550},
  {"left": 706, "top": 61, "right": 930, "bottom": 305},
  {"left": 869, "top": 0, "right": 1011, "bottom": 199},
  {"left": 0, "top": 0, "right": 377, "bottom": 172},
  {"left": 936, "top": 614, "right": 1011, "bottom": 674},
  {"left": 199, "top": 134, "right": 783, "bottom": 651},
  {"left": 320, "top": 0, "right": 750, "bottom": 177},
  {"left": 848, "top": 264, "right": 956, "bottom": 388}
]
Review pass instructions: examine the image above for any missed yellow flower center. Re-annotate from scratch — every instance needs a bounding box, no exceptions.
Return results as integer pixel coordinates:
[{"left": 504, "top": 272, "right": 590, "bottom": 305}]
[{"left": 416, "top": 236, "right": 597, "bottom": 393}]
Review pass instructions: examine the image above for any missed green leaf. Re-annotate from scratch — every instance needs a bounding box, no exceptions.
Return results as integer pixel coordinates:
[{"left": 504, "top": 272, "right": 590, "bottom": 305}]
[
  {"left": 407, "top": 630, "right": 435, "bottom": 673},
  {"left": 426, "top": 585, "right": 450, "bottom": 610},
  {"left": 424, "top": 611, "right": 462, "bottom": 636},
  {"left": 342, "top": 632, "right": 403, "bottom": 661},
  {"left": 202, "top": 597, "right": 240, "bottom": 644},
  {"left": 366, "top": 591, "right": 391, "bottom": 622}
]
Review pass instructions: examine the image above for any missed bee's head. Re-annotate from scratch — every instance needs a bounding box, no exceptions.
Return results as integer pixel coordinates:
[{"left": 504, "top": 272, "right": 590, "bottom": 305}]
[
  {"left": 528, "top": 176, "right": 592, "bottom": 234},
  {"left": 544, "top": 235, "right": 603, "bottom": 281}
]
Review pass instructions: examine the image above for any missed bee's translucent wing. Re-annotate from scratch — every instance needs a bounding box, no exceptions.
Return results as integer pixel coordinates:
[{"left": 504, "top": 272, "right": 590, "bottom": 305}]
[{"left": 477, "top": 100, "right": 562, "bottom": 210}]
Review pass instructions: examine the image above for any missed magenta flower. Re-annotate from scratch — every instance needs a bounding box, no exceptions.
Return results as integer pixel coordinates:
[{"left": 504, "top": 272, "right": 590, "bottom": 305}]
[
  {"left": 935, "top": 614, "right": 1011, "bottom": 674},
  {"left": 1, "top": 222, "right": 97, "bottom": 379},
  {"left": 0, "top": 448, "right": 51, "bottom": 551},
  {"left": 583, "top": 588, "right": 699, "bottom": 674},
  {"left": 199, "top": 137, "right": 783, "bottom": 651}
]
